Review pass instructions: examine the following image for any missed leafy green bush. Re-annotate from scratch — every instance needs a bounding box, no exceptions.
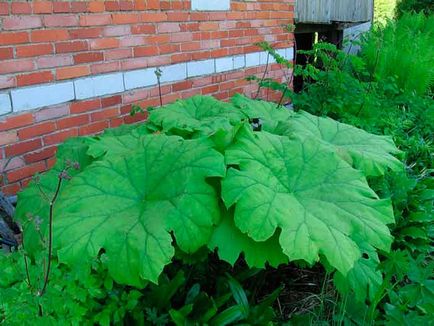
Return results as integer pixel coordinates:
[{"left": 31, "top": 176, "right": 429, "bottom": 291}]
[
  {"left": 250, "top": 37, "right": 433, "bottom": 323},
  {"left": 396, "top": 0, "right": 434, "bottom": 18},
  {"left": 1, "top": 94, "right": 403, "bottom": 323},
  {"left": 360, "top": 12, "right": 434, "bottom": 96}
]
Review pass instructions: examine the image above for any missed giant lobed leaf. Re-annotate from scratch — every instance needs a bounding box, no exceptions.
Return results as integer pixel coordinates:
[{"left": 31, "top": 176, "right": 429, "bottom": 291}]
[
  {"left": 53, "top": 135, "right": 225, "bottom": 286},
  {"left": 208, "top": 208, "right": 288, "bottom": 268},
  {"left": 85, "top": 125, "right": 150, "bottom": 159},
  {"left": 148, "top": 95, "right": 245, "bottom": 135},
  {"left": 222, "top": 125, "right": 394, "bottom": 275},
  {"left": 276, "top": 111, "right": 403, "bottom": 176}
]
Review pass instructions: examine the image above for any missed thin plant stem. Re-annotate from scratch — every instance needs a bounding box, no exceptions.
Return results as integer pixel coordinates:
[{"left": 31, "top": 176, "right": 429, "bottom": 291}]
[
  {"left": 38, "top": 174, "right": 63, "bottom": 296},
  {"left": 158, "top": 78, "right": 163, "bottom": 107},
  {"left": 254, "top": 53, "right": 270, "bottom": 99}
]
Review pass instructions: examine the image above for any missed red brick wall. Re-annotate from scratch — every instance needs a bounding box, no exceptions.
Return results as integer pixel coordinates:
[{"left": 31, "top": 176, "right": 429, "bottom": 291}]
[{"left": 0, "top": 0, "right": 294, "bottom": 195}]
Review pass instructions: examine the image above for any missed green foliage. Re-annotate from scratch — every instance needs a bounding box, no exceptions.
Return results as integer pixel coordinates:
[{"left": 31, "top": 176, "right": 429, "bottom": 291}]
[
  {"left": 396, "top": 0, "right": 434, "bottom": 18},
  {"left": 361, "top": 12, "right": 434, "bottom": 96},
  {"left": 250, "top": 29, "right": 433, "bottom": 323},
  {"left": 2, "top": 92, "right": 402, "bottom": 323}
]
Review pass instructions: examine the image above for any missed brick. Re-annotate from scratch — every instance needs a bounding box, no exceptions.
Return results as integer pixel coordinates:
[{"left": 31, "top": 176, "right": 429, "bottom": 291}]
[
  {"left": 74, "top": 52, "right": 103, "bottom": 64},
  {"left": 141, "top": 12, "right": 167, "bottom": 22},
  {"left": 0, "top": 131, "right": 17, "bottom": 146},
  {"left": 3, "top": 16, "right": 42, "bottom": 30},
  {"left": 16, "top": 43, "right": 53, "bottom": 58},
  {"left": 160, "top": 63, "right": 187, "bottom": 83},
  {"left": 187, "top": 59, "right": 215, "bottom": 78},
  {"left": 133, "top": 46, "right": 158, "bottom": 57},
  {"left": 88, "top": 1, "right": 105, "bottom": 12},
  {"left": 233, "top": 55, "right": 246, "bottom": 69},
  {"left": 172, "top": 80, "right": 193, "bottom": 92},
  {"left": 158, "top": 23, "right": 181, "bottom": 33},
  {"left": 101, "top": 95, "right": 122, "bottom": 107},
  {"left": 79, "top": 14, "right": 112, "bottom": 26},
  {"left": 74, "top": 73, "right": 124, "bottom": 100},
  {"left": 1, "top": 157, "right": 25, "bottom": 173},
  {"left": 57, "top": 66, "right": 90, "bottom": 80},
  {"left": 70, "top": 99, "right": 101, "bottom": 114},
  {"left": 90, "top": 38, "right": 119, "bottom": 50},
  {"left": 90, "top": 62, "right": 120, "bottom": 74},
  {"left": 11, "top": 82, "right": 75, "bottom": 112},
  {"left": 44, "top": 15, "right": 79, "bottom": 27},
  {"left": 245, "top": 52, "right": 261, "bottom": 67},
  {"left": 11, "top": 3, "right": 32, "bottom": 15},
  {"left": 44, "top": 129, "right": 78, "bottom": 146},
  {"left": 104, "top": 48, "right": 132, "bottom": 61},
  {"left": 0, "top": 76, "right": 16, "bottom": 90},
  {"left": 34, "top": 104, "right": 70, "bottom": 122},
  {"left": 17, "top": 71, "right": 54, "bottom": 87},
  {"left": 18, "top": 122, "right": 56, "bottom": 140},
  {"left": 112, "top": 13, "right": 140, "bottom": 24},
  {"left": 0, "top": 93, "right": 12, "bottom": 116},
  {"left": 37, "top": 55, "right": 73, "bottom": 69},
  {"left": 56, "top": 114, "right": 89, "bottom": 129},
  {"left": 31, "top": 29, "right": 70, "bottom": 42},
  {"left": 7, "top": 162, "right": 46, "bottom": 183},
  {"left": 34, "top": 2, "right": 53, "bottom": 14},
  {"left": 91, "top": 107, "right": 119, "bottom": 122},
  {"left": 0, "top": 3, "right": 9, "bottom": 15},
  {"left": 0, "top": 32, "right": 30, "bottom": 45},
  {"left": 5, "top": 139, "right": 42, "bottom": 157},
  {"left": 216, "top": 56, "right": 234, "bottom": 73},
  {"left": 70, "top": 28, "right": 103, "bottom": 39},
  {"left": 24, "top": 147, "right": 57, "bottom": 164},
  {"left": 56, "top": 40, "right": 89, "bottom": 53},
  {"left": 285, "top": 47, "right": 294, "bottom": 60},
  {"left": 1, "top": 183, "right": 20, "bottom": 196},
  {"left": 79, "top": 121, "right": 109, "bottom": 136},
  {"left": 0, "top": 113, "right": 33, "bottom": 131},
  {"left": 0, "top": 59, "right": 35, "bottom": 74},
  {"left": 71, "top": 2, "right": 88, "bottom": 13},
  {"left": 53, "top": 2, "right": 71, "bottom": 13},
  {"left": 124, "top": 68, "right": 157, "bottom": 90},
  {"left": 103, "top": 25, "right": 131, "bottom": 37},
  {"left": 131, "top": 24, "right": 156, "bottom": 34}
]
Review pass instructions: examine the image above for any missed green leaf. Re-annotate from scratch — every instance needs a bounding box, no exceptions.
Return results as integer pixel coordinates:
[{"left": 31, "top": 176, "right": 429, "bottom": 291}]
[
  {"left": 210, "top": 305, "right": 245, "bottom": 326},
  {"left": 86, "top": 125, "right": 151, "bottom": 159},
  {"left": 54, "top": 135, "right": 225, "bottom": 286},
  {"left": 334, "top": 241, "right": 383, "bottom": 302},
  {"left": 276, "top": 111, "right": 403, "bottom": 176},
  {"left": 226, "top": 274, "right": 249, "bottom": 318},
  {"left": 149, "top": 95, "right": 245, "bottom": 135},
  {"left": 208, "top": 208, "right": 287, "bottom": 268},
  {"left": 231, "top": 94, "right": 292, "bottom": 132},
  {"left": 15, "top": 138, "right": 94, "bottom": 257},
  {"left": 222, "top": 125, "right": 394, "bottom": 275}
]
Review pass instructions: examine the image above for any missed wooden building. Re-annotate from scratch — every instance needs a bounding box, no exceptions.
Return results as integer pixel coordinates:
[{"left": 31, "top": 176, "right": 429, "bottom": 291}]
[{"left": 293, "top": 0, "right": 374, "bottom": 91}]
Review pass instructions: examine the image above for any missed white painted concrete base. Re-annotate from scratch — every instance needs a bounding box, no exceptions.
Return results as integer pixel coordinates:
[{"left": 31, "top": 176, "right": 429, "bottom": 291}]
[
  {"left": 191, "top": 0, "right": 230, "bottom": 11},
  {"left": 0, "top": 47, "right": 294, "bottom": 116}
]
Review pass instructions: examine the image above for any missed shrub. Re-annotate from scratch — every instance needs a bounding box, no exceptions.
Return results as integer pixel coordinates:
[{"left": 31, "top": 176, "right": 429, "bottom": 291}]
[
  {"left": 250, "top": 38, "right": 433, "bottom": 323},
  {"left": 1, "top": 94, "right": 403, "bottom": 323}
]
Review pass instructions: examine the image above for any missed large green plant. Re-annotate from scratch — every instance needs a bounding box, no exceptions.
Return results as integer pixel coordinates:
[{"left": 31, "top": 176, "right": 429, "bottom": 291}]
[
  {"left": 13, "top": 95, "right": 401, "bottom": 291},
  {"left": 1, "top": 95, "right": 404, "bottom": 324},
  {"left": 249, "top": 36, "right": 433, "bottom": 323}
]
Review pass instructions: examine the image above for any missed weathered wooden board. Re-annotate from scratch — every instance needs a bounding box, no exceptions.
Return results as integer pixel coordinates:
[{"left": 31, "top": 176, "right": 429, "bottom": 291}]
[{"left": 295, "top": 0, "right": 373, "bottom": 24}]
